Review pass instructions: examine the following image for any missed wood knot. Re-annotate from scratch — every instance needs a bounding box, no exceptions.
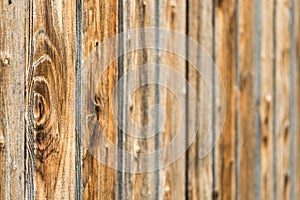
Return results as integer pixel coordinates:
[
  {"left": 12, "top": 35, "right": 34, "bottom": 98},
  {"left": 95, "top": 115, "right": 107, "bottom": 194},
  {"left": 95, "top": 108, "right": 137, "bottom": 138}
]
[
  {"left": 1, "top": 55, "right": 10, "bottom": 67},
  {"left": 28, "top": 31, "right": 62, "bottom": 162}
]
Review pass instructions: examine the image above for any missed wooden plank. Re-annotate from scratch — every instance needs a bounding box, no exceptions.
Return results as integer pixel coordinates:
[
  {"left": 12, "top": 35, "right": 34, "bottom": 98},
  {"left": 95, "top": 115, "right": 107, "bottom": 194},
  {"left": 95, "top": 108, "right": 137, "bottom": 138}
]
[
  {"left": 274, "top": 0, "right": 291, "bottom": 199},
  {"left": 158, "top": 0, "right": 186, "bottom": 199},
  {"left": 293, "top": 0, "right": 300, "bottom": 198},
  {"left": 187, "top": 0, "right": 214, "bottom": 199},
  {"left": 214, "top": 0, "right": 237, "bottom": 199},
  {"left": 0, "top": 0, "right": 25, "bottom": 199},
  {"left": 120, "top": 0, "right": 157, "bottom": 198},
  {"left": 25, "top": 0, "right": 76, "bottom": 199},
  {"left": 237, "top": 0, "right": 256, "bottom": 199},
  {"left": 259, "top": 0, "right": 275, "bottom": 199},
  {"left": 81, "top": 0, "right": 118, "bottom": 199}
]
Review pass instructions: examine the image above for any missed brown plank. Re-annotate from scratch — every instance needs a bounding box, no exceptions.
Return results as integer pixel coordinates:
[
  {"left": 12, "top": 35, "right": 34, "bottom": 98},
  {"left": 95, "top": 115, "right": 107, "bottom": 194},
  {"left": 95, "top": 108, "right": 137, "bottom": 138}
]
[
  {"left": 259, "top": 0, "right": 275, "bottom": 199},
  {"left": 81, "top": 0, "right": 118, "bottom": 199},
  {"left": 0, "top": 0, "right": 25, "bottom": 199},
  {"left": 294, "top": 0, "right": 300, "bottom": 198},
  {"left": 25, "top": 0, "right": 76, "bottom": 199},
  {"left": 214, "top": 0, "right": 237, "bottom": 199},
  {"left": 187, "top": 0, "right": 214, "bottom": 199},
  {"left": 237, "top": 0, "right": 256, "bottom": 199},
  {"left": 274, "top": 0, "right": 291, "bottom": 199},
  {"left": 119, "top": 0, "right": 157, "bottom": 199},
  {"left": 121, "top": 0, "right": 157, "bottom": 198}
]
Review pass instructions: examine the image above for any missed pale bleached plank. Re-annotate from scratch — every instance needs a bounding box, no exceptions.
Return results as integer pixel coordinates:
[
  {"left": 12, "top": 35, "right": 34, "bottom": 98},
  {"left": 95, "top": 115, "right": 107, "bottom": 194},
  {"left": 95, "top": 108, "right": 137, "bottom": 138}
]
[
  {"left": 0, "top": 0, "right": 25, "bottom": 199},
  {"left": 259, "top": 0, "right": 275, "bottom": 199},
  {"left": 274, "top": 0, "right": 292, "bottom": 199},
  {"left": 25, "top": 0, "right": 76, "bottom": 198},
  {"left": 158, "top": 0, "right": 186, "bottom": 199}
]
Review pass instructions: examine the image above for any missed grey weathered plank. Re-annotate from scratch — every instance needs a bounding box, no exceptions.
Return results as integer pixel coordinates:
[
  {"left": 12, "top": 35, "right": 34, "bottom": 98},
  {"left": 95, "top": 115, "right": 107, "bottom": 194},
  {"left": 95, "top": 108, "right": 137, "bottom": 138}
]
[{"left": 0, "top": 0, "right": 25, "bottom": 199}]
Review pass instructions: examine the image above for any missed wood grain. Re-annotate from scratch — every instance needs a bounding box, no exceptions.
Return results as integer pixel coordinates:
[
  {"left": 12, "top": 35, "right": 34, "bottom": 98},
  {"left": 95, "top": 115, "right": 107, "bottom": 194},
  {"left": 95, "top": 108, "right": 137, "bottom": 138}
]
[
  {"left": 0, "top": 0, "right": 299, "bottom": 199},
  {"left": 259, "top": 0, "right": 275, "bottom": 199},
  {"left": 120, "top": 0, "right": 157, "bottom": 199},
  {"left": 274, "top": 0, "right": 291, "bottom": 199},
  {"left": 82, "top": 0, "right": 118, "bottom": 199},
  {"left": 159, "top": 0, "right": 186, "bottom": 199},
  {"left": 295, "top": 1, "right": 300, "bottom": 198},
  {"left": 237, "top": 0, "right": 256, "bottom": 199},
  {"left": 25, "top": 0, "right": 76, "bottom": 199},
  {"left": 0, "top": 0, "right": 25, "bottom": 199},
  {"left": 187, "top": 0, "right": 214, "bottom": 199},
  {"left": 214, "top": 0, "right": 237, "bottom": 199}
]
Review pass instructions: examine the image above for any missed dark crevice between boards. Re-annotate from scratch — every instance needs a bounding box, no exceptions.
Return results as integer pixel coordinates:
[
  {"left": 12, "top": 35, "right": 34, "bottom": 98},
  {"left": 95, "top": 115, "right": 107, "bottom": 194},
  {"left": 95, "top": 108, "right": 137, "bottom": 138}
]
[
  {"left": 185, "top": 0, "right": 189, "bottom": 199},
  {"left": 117, "top": 0, "right": 124, "bottom": 198},
  {"left": 212, "top": 0, "right": 217, "bottom": 199},
  {"left": 75, "top": 0, "right": 83, "bottom": 199}
]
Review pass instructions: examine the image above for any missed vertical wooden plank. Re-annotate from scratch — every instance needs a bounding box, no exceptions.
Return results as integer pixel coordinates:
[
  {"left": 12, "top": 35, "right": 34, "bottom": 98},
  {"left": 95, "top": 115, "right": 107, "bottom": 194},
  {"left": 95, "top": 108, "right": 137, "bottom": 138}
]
[
  {"left": 259, "top": 0, "right": 275, "bottom": 199},
  {"left": 25, "top": 0, "right": 76, "bottom": 199},
  {"left": 159, "top": 0, "right": 186, "bottom": 199},
  {"left": 82, "top": 0, "right": 118, "bottom": 199},
  {"left": 120, "top": 0, "right": 157, "bottom": 199},
  {"left": 214, "top": 0, "right": 237, "bottom": 199},
  {"left": 0, "top": 0, "right": 25, "bottom": 199},
  {"left": 120, "top": 0, "right": 157, "bottom": 198},
  {"left": 187, "top": 0, "right": 214, "bottom": 199},
  {"left": 237, "top": 0, "right": 256, "bottom": 199},
  {"left": 295, "top": 0, "right": 300, "bottom": 198},
  {"left": 274, "top": 0, "right": 291, "bottom": 199}
]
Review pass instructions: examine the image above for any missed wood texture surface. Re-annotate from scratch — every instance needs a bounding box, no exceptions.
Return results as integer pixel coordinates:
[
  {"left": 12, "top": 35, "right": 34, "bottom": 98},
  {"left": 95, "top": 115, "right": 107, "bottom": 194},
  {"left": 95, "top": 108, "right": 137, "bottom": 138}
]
[
  {"left": 214, "top": 0, "right": 237, "bottom": 199},
  {"left": 81, "top": 0, "right": 118, "bottom": 199},
  {"left": 187, "top": 0, "right": 213, "bottom": 199},
  {"left": 25, "top": 0, "right": 76, "bottom": 199},
  {"left": 237, "top": 0, "right": 256, "bottom": 199},
  {"left": 259, "top": 0, "right": 275, "bottom": 199},
  {"left": 0, "top": 0, "right": 25, "bottom": 199},
  {"left": 0, "top": 0, "right": 299, "bottom": 199},
  {"left": 275, "top": 0, "right": 291, "bottom": 199}
]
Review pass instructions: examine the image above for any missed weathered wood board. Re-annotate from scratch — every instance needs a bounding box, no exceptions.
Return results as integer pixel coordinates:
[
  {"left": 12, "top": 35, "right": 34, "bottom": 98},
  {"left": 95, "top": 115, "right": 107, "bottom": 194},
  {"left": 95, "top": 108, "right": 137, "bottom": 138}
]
[{"left": 0, "top": 0, "right": 299, "bottom": 199}]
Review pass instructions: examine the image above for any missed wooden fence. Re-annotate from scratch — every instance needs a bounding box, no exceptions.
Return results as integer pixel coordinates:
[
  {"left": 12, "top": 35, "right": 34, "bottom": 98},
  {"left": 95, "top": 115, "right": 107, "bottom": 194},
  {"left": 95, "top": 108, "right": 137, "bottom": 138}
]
[{"left": 0, "top": 0, "right": 299, "bottom": 199}]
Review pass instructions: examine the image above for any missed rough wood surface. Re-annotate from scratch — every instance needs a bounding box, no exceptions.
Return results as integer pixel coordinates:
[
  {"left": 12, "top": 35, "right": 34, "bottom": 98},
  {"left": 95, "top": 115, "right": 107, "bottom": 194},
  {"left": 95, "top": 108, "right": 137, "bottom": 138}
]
[
  {"left": 274, "top": 0, "right": 291, "bottom": 199},
  {"left": 81, "top": 0, "right": 118, "bottom": 199},
  {"left": 187, "top": 0, "right": 213, "bottom": 199},
  {"left": 295, "top": 1, "right": 300, "bottom": 199},
  {"left": 214, "top": 0, "right": 237, "bottom": 199},
  {"left": 237, "top": 0, "right": 256, "bottom": 199},
  {"left": 259, "top": 0, "right": 275, "bottom": 199},
  {"left": 0, "top": 0, "right": 25, "bottom": 199},
  {"left": 120, "top": 0, "right": 156, "bottom": 199},
  {"left": 0, "top": 0, "right": 299, "bottom": 199},
  {"left": 25, "top": 0, "right": 76, "bottom": 199}
]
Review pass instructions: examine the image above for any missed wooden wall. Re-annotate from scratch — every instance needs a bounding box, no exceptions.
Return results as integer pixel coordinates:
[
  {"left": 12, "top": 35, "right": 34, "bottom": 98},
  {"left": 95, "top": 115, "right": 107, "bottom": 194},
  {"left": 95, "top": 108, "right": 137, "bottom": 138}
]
[{"left": 0, "top": 0, "right": 299, "bottom": 199}]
